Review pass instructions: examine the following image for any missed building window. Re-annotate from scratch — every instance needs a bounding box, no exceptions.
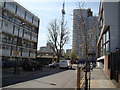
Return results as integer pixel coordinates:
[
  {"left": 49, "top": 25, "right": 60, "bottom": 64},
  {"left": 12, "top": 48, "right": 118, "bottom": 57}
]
[
  {"left": 2, "top": 34, "right": 7, "bottom": 43},
  {"left": 11, "top": 46, "right": 17, "bottom": 51},
  {"left": 103, "top": 44, "right": 105, "bottom": 55},
  {"left": 6, "top": 45, "right": 10, "bottom": 50},
  {"left": 106, "top": 30, "right": 109, "bottom": 41},
  {"left": 6, "top": 2, "right": 16, "bottom": 9},
  {"left": 4, "top": 21, "right": 8, "bottom": 27},
  {"left": 16, "top": 7, "right": 25, "bottom": 18},
  {"left": 12, "top": 37, "right": 17, "bottom": 45},
  {"left": 100, "top": 27, "right": 110, "bottom": 57},
  {"left": 26, "top": 13, "right": 32, "bottom": 22},
  {"left": 100, "top": 39, "right": 103, "bottom": 56},
  {"left": 18, "top": 48, "right": 22, "bottom": 56},
  {"left": 103, "top": 34, "right": 106, "bottom": 44},
  {"left": 2, "top": 45, "right": 5, "bottom": 49},
  {"left": 105, "top": 27, "right": 110, "bottom": 54},
  {"left": 106, "top": 42, "right": 110, "bottom": 54},
  {"left": 14, "top": 26, "right": 19, "bottom": 31}
]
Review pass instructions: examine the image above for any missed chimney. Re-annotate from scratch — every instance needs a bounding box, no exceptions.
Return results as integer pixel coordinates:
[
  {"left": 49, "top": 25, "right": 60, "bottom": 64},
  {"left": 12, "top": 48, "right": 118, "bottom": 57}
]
[{"left": 87, "top": 8, "right": 93, "bottom": 17}]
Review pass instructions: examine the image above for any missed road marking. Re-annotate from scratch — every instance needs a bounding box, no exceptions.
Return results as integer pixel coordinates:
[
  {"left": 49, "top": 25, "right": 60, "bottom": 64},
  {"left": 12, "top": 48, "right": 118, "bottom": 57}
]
[
  {"left": 80, "top": 77, "right": 85, "bottom": 88},
  {"left": 75, "top": 77, "right": 85, "bottom": 90}
]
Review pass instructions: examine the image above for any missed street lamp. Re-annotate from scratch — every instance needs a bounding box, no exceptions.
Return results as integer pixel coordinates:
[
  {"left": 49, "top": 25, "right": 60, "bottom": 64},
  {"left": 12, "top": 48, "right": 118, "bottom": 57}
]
[{"left": 13, "top": 37, "right": 19, "bottom": 74}]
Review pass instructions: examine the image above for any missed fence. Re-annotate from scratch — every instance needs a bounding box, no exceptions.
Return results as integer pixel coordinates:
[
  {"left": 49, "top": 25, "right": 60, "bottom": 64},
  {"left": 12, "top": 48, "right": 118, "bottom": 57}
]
[{"left": 109, "top": 49, "right": 120, "bottom": 82}]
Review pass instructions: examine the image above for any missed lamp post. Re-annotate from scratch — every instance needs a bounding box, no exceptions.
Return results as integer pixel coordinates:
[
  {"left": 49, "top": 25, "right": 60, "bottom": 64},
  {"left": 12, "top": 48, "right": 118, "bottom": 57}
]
[{"left": 13, "top": 37, "right": 19, "bottom": 74}]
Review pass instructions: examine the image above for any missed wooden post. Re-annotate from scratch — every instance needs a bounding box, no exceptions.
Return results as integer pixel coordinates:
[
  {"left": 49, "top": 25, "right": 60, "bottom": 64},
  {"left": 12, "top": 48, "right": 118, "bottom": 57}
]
[
  {"left": 119, "top": 74, "right": 120, "bottom": 88},
  {"left": 77, "top": 66, "right": 81, "bottom": 89}
]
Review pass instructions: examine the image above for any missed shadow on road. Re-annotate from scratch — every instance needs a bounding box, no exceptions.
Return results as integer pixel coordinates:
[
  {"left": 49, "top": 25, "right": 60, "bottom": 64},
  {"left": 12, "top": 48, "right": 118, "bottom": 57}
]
[
  {"left": 2, "top": 67, "right": 67, "bottom": 87},
  {"left": 34, "top": 79, "right": 57, "bottom": 86}
]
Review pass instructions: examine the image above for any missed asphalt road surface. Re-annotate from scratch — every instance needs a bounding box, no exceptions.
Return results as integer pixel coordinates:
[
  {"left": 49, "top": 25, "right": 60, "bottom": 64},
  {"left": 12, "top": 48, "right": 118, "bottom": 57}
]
[{"left": 3, "top": 66, "right": 78, "bottom": 88}]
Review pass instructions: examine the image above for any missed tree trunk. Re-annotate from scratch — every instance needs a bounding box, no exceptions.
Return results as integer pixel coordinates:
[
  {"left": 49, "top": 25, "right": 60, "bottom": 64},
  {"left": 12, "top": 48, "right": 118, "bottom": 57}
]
[{"left": 57, "top": 53, "right": 60, "bottom": 62}]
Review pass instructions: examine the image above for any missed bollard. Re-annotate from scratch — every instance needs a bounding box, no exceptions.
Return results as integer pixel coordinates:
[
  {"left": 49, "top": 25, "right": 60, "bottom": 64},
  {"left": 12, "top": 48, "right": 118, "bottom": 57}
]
[{"left": 77, "top": 65, "right": 81, "bottom": 89}]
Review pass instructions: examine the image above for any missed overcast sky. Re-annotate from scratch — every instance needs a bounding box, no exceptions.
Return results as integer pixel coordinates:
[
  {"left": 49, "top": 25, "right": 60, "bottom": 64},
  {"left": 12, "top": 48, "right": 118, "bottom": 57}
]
[{"left": 15, "top": 0, "right": 100, "bottom": 50}]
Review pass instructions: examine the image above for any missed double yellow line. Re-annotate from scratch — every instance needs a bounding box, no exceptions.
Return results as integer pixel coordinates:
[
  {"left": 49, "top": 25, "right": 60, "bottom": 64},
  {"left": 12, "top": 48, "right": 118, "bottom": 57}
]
[
  {"left": 75, "top": 77, "right": 85, "bottom": 90},
  {"left": 80, "top": 77, "right": 85, "bottom": 88}
]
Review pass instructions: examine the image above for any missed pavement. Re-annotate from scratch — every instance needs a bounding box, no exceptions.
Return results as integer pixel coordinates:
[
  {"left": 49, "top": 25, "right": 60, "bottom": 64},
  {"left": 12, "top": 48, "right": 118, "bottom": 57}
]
[
  {"left": 81, "top": 67, "right": 117, "bottom": 89},
  {"left": 90, "top": 68, "right": 116, "bottom": 88}
]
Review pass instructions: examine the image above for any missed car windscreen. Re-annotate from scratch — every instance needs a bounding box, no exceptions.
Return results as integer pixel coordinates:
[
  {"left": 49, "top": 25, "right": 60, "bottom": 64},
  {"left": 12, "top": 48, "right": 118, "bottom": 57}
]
[{"left": 61, "top": 61, "right": 67, "bottom": 63}]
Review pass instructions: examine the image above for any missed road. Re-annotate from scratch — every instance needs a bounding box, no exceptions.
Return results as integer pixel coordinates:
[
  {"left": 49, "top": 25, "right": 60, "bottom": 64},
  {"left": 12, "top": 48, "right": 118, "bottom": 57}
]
[{"left": 3, "top": 66, "right": 78, "bottom": 88}]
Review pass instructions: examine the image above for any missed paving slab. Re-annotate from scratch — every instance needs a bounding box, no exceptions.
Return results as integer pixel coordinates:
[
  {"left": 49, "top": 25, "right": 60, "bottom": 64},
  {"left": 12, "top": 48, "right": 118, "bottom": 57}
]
[{"left": 90, "top": 68, "right": 116, "bottom": 88}]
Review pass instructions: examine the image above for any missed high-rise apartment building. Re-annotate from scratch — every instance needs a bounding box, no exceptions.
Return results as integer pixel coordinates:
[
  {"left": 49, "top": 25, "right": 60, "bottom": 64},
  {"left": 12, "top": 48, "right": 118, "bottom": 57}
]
[
  {"left": 0, "top": 1, "right": 40, "bottom": 63},
  {"left": 72, "top": 9, "right": 97, "bottom": 61}
]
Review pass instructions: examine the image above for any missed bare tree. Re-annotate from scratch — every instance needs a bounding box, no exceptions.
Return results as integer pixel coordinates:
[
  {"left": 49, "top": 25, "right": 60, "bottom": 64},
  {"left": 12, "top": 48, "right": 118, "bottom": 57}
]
[
  {"left": 73, "top": 2, "right": 98, "bottom": 61},
  {"left": 73, "top": 2, "right": 98, "bottom": 89},
  {"left": 47, "top": 19, "right": 70, "bottom": 62}
]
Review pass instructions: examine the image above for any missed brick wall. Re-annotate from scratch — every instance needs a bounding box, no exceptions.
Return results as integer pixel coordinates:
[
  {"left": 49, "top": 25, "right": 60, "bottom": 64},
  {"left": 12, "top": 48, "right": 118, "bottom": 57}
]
[{"left": 104, "top": 55, "right": 110, "bottom": 79}]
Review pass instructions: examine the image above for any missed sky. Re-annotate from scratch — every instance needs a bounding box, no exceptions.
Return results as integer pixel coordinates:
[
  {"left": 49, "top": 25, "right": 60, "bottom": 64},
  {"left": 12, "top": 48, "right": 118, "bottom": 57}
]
[{"left": 15, "top": 0, "right": 100, "bottom": 50}]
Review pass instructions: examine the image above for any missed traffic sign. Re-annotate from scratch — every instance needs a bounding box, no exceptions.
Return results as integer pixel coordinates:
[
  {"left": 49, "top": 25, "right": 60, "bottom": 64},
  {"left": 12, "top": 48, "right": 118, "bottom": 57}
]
[{"left": 13, "top": 51, "right": 19, "bottom": 55}]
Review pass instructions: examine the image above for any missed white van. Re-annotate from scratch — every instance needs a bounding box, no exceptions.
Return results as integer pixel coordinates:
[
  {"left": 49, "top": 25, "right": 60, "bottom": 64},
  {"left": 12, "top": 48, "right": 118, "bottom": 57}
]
[{"left": 59, "top": 60, "right": 72, "bottom": 69}]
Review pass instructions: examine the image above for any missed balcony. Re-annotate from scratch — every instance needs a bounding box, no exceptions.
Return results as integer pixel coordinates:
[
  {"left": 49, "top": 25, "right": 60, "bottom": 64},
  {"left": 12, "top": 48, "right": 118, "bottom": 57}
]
[
  {"left": 30, "top": 53, "right": 36, "bottom": 58},
  {"left": 19, "top": 32, "right": 23, "bottom": 37},
  {"left": 25, "top": 13, "right": 32, "bottom": 23},
  {"left": 22, "top": 52, "right": 29, "bottom": 58},
  {"left": 12, "top": 41, "right": 17, "bottom": 45},
  {"left": 2, "top": 28, "right": 13, "bottom": 34},
  {"left": 33, "top": 18, "right": 39, "bottom": 27},
  {"left": 19, "top": 28, "right": 23, "bottom": 37},
  {"left": 23, "top": 34, "right": 30, "bottom": 40},
  {"left": 14, "top": 30, "right": 19, "bottom": 36},
  {"left": 2, "top": 49, "right": 11, "bottom": 56},
  {"left": 2, "top": 21, "right": 13, "bottom": 34},
  {"left": 16, "top": 7, "right": 25, "bottom": 20},
  {"left": 31, "top": 36, "right": 37, "bottom": 42},
  {"left": 4, "top": 2, "right": 16, "bottom": 14}
]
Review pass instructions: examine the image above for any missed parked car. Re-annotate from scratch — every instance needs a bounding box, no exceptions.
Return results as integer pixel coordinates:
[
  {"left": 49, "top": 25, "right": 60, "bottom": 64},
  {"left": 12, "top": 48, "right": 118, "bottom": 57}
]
[
  {"left": 2, "top": 60, "right": 15, "bottom": 68},
  {"left": 22, "top": 60, "right": 42, "bottom": 71},
  {"left": 49, "top": 62, "right": 59, "bottom": 68},
  {"left": 59, "top": 60, "right": 72, "bottom": 69}
]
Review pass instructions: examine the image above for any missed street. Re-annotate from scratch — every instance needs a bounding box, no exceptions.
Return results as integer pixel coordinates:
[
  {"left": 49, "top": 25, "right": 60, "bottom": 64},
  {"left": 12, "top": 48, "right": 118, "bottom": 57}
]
[{"left": 3, "top": 65, "right": 78, "bottom": 88}]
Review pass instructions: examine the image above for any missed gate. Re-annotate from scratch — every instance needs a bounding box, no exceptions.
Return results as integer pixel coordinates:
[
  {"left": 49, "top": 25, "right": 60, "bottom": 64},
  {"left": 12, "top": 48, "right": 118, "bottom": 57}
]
[{"left": 110, "top": 49, "right": 120, "bottom": 82}]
